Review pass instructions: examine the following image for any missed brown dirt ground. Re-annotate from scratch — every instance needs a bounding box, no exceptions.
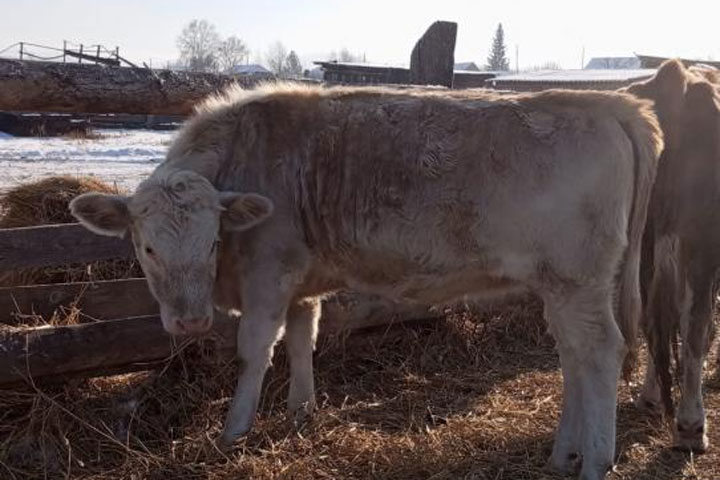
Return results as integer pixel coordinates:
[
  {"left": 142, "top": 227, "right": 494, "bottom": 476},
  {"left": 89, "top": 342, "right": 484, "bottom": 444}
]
[{"left": 0, "top": 297, "right": 718, "bottom": 480}]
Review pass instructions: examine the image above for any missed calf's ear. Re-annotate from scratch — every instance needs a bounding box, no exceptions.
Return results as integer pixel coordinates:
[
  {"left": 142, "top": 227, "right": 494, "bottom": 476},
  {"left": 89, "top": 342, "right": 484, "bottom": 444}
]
[
  {"left": 69, "top": 193, "right": 131, "bottom": 238},
  {"left": 219, "top": 192, "right": 274, "bottom": 232}
]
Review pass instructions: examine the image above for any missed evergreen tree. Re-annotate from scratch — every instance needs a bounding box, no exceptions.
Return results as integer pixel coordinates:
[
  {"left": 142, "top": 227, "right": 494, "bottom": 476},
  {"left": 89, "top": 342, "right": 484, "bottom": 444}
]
[
  {"left": 285, "top": 50, "right": 303, "bottom": 77},
  {"left": 486, "top": 23, "right": 509, "bottom": 71}
]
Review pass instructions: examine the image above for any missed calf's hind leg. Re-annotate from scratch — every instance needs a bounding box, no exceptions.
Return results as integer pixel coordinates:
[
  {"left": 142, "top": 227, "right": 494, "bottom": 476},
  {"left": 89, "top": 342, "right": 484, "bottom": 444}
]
[
  {"left": 544, "top": 286, "right": 626, "bottom": 480},
  {"left": 285, "top": 298, "right": 320, "bottom": 425}
]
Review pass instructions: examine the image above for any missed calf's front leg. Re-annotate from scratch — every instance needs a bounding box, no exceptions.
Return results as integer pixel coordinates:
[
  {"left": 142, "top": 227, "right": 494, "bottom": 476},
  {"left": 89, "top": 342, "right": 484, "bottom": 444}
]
[{"left": 218, "top": 265, "right": 299, "bottom": 447}]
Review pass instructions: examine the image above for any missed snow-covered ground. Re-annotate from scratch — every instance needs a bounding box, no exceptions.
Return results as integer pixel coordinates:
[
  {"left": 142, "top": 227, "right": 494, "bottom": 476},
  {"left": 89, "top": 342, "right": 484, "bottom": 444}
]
[{"left": 0, "top": 129, "right": 174, "bottom": 193}]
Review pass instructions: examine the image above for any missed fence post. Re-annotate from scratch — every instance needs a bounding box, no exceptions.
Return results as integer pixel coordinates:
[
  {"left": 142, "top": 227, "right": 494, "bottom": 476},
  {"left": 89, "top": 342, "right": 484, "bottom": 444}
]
[
  {"left": 96, "top": 45, "right": 101, "bottom": 64},
  {"left": 63, "top": 40, "right": 67, "bottom": 63},
  {"left": 19, "top": 42, "right": 23, "bottom": 60},
  {"left": 78, "top": 44, "right": 83, "bottom": 64}
]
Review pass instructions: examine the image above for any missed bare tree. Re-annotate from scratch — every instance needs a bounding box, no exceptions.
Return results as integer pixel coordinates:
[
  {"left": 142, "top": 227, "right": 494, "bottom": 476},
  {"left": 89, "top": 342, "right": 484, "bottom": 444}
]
[
  {"left": 328, "top": 48, "right": 362, "bottom": 63},
  {"left": 177, "top": 19, "right": 221, "bottom": 72},
  {"left": 285, "top": 50, "right": 303, "bottom": 77},
  {"left": 266, "top": 41, "right": 289, "bottom": 75},
  {"left": 338, "top": 47, "right": 361, "bottom": 63},
  {"left": 217, "top": 35, "right": 249, "bottom": 73},
  {"left": 528, "top": 61, "right": 562, "bottom": 71}
]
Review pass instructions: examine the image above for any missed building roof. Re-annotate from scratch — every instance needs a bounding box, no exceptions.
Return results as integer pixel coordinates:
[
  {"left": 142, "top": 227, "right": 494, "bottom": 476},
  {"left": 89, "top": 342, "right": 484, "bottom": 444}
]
[
  {"left": 636, "top": 54, "right": 720, "bottom": 69},
  {"left": 585, "top": 57, "right": 641, "bottom": 69},
  {"left": 489, "top": 69, "right": 655, "bottom": 83},
  {"left": 453, "top": 70, "right": 497, "bottom": 76},
  {"left": 454, "top": 62, "right": 480, "bottom": 72},
  {"left": 229, "top": 64, "right": 273, "bottom": 75}
]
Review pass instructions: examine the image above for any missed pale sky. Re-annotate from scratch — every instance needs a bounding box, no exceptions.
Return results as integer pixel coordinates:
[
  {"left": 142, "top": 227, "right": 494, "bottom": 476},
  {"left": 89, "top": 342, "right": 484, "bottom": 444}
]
[{"left": 1, "top": 0, "right": 720, "bottom": 71}]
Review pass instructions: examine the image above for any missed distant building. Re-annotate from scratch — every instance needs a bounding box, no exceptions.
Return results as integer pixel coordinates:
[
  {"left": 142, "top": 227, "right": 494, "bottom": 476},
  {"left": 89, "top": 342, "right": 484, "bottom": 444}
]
[
  {"left": 228, "top": 64, "right": 274, "bottom": 79},
  {"left": 636, "top": 54, "right": 720, "bottom": 69},
  {"left": 313, "top": 61, "right": 410, "bottom": 85},
  {"left": 313, "top": 60, "right": 497, "bottom": 89},
  {"left": 305, "top": 66, "right": 325, "bottom": 80},
  {"left": 453, "top": 71, "right": 498, "bottom": 89},
  {"left": 487, "top": 69, "right": 655, "bottom": 92},
  {"left": 454, "top": 62, "right": 481, "bottom": 72},
  {"left": 585, "top": 57, "right": 641, "bottom": 69}
]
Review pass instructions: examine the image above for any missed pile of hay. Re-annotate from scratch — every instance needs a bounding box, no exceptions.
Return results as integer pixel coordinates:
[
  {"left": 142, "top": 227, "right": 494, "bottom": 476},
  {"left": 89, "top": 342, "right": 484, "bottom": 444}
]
[{"left": 0, "top": 176, "right": 143, "bottom": 289}]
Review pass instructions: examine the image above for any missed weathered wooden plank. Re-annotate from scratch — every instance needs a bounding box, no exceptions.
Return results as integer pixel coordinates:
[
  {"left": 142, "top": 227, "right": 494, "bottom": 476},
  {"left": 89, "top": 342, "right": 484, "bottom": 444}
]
[
  {"left": 0, "top": 58, "right": 259, "bottom": 115},
  {"left": 0, "top": 296, "right": 433, "bottom": 386},
  {"left": 0, "top": 315, "right": 224, "bottom": 385},
  {"left": 0, "top": 278, "right": 156, "bottom": 323},
  {"left": 0, "top": 223, "right": 133, "bottom": 270},
  {"left": 409, "top": 21, "right": 457, "bottom": 88}
]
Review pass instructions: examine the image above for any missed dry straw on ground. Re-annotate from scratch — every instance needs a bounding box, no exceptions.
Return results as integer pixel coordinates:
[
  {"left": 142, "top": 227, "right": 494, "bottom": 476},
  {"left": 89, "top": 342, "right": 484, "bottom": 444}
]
[{"left": 0, "top": 296, "right": 718, "bottom": 480}]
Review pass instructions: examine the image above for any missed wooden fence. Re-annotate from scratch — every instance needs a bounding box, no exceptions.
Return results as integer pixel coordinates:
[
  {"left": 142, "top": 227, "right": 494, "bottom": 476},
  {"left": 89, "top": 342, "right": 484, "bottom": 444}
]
[{"left": 0, "top": 223, "right": 433, "bottom": 387}]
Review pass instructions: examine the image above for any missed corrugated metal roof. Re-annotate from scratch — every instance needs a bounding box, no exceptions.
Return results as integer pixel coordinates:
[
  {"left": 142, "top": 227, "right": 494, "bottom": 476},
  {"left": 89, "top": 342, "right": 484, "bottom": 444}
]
[{"left": 490, "top": 69, "right": 655, "bottom": 83}]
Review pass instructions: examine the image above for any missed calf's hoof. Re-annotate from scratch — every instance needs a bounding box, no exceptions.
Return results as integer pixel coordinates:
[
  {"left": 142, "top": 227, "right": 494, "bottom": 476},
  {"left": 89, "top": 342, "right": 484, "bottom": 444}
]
[
  {"left": 216, "top": 434, "right": 237, "bottom": 453},
  {"left": 546, "top": 451, "right": 582, "bottom": 476},
  {"left": 288, "top": 399, "right": 316, "bottom": 430},
  {"left": 217, "top": 423, "right": 253, "bottom": 452},
  {"left": 634, "top": 393, "right": 663, "bottom": 417},
  {"left": 579, "top": 461, "right": 614, "bottom": 480},
  {"left": 673, "top": 420, "right": 709, "bottom": 454}
]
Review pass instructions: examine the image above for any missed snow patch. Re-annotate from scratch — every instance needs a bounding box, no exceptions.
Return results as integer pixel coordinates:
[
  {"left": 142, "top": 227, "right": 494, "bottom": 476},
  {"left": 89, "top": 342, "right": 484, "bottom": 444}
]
[{"left": 0, "top": 129, "right": 174, "bottom": 193}]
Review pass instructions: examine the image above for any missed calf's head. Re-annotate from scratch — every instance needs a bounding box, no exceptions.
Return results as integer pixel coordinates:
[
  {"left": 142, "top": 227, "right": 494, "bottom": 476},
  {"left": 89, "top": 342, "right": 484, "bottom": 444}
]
[{"left": 69, "top": 170, "right": 273, "bottom": 335}]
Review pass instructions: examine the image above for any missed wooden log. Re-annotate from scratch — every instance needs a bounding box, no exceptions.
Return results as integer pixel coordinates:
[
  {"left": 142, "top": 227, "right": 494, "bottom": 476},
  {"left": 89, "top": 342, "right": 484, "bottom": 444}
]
[
  {"left": 0, "top": 297, "right": 434, "bottom": 386},
  {"left": 0, "top": 58, "right": 260, "bottom": 115},
  {"left": 0, "top": 278, "right": 156, "bottom": 323},
  {"left": 0, "top": 223, "right": 133, "bottom": 270},
  {"left": 409, "top": 21, "right": 457, "bottom": 88}
]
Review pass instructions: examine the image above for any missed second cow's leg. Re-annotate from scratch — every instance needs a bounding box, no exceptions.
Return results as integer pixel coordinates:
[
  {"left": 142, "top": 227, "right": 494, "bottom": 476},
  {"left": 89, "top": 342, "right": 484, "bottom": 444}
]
[
  {"left": 636, "top": 355, "right": 662, "bottom": 414},
  {"left": 674, "top": 270, "right": 714, "bottom": 453},
  {"left": 285, "top": 298, "right": 320, "bottom": 424},
  {"left": 545, "top": 286, "right": 625, "bottom": 480}
]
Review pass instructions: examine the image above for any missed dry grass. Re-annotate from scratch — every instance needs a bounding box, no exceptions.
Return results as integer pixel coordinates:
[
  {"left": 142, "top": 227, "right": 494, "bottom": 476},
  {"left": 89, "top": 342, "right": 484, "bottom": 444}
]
[
  {"left": 0, "top": 297, "right": 718, "bottom": 480},
  {"left": 0, "top": 176, "right": 143, "bottom": 288}
]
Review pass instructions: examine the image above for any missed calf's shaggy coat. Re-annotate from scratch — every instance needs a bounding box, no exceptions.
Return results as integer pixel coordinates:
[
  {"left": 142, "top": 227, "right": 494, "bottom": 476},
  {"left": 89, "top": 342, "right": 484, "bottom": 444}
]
[{"left": 71, "top": 83, "right": 662, "bottom": 480}]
